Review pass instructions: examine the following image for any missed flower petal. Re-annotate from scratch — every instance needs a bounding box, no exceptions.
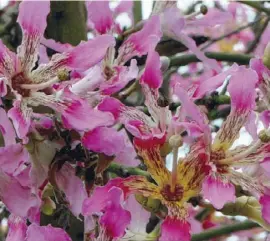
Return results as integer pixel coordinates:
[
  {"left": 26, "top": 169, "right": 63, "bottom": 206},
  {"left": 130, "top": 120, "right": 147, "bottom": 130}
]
[
  {"left": 0, "top": 144, "right": 28, "bottom": 175},
  {"left": 160, "top": 216, "right": 191, "bottom": 241},
  {"left": 213, "top": 67, "right": 258, "bottom": 151},
  {"left": 82, "top": 126, "right": 125, "bottom": 156},
  {"left": 26, "top": 224, "right": 72, "bottom": 241},
  {"left": 117, "top": 15, "right": 162, "bottom": 64},
  {"left": 55, "top": 164, "right": 87, "bottom": 217},
  {"left": 0, "top": 40, "right": 17, "bottom": 78},
  {"left": 8, "top": 100, "right": 32, "bottom": 139},
  {"left": 0, "top": 107, "right": 16, "bottom": 145},
  {"left": 99, "top": 188, "right": 131, "bottom": 238},
  {"left": 17, "top": 0, "right": 50, "bottom": 73},
  {"left": 140, "top": 51, "right": 162, "bottom": 89},
  {"left": 260, "top": 110, "right": 270, "bottom": 129},
  {"left": 87, "top": 1, "right": 114, "bottom": 34},
  {"left": 202, "top": 175, "right": 236, "bottom": 209},
  {"left": 31, "top": 35, "right": 115, "bottom": 83},
  {"left": 259, "top": 194, "right": 270, "bottom": 224},
  {"left": 0, "top": 170, "right": 40, "bottom": 217},
  {"left": 6, "top": 215, "right": 27, "bottom": 241}
]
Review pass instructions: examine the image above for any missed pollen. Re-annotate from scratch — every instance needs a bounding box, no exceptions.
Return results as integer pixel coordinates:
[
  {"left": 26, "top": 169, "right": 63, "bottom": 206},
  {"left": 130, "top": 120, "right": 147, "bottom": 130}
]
[{"left": 161, "top": 184, "right": 184, "bottom": 202}]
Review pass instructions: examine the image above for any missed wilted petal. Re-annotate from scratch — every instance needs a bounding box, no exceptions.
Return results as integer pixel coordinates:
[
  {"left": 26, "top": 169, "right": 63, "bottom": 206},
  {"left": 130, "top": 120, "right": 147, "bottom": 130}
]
[
  {"left": 100, "top": 188, "right": 131, "bottom": 238},
  {"left": 87, "top": 1, "right": 114, "bottom": 34},
  {"left": 117, "top": 15, "right": 162, "bottom": 64},
  {"left": 6, "top": 215, "right": 27, "bottom": 241},
  {"left": 0, "top": 144, "right": 28, "bottom": 175},
  {"left": 202, "top": 175, "right": 235, "bottom": 209},
  {"left": 0, "top": 40, "right": 17, "bottom": 78},
  {"left": 17, "top": 0, "right": 50, "bottom": 73},
  {"left": 140, "top": 51, "right": 162, "bottom": 89},
  {"left": 8, "top": 100, "right": 32, "bottom": 139},
  {"left": 160, "top": 216, "right": 191, "bottom": 241},
  {"left": 82, "top": 126, "right": 125, "bottom": 156},
  {"left": 0, "top": 107, "right": 16, "bottom": 145},
  {"left": 0, "top": 170, "right": 40, "bottom": 217},
  {"left": 259, "top": 194, "right": 270, "bottom": 224},
  {"left": 55, "top": 164, "right": 87, "bottom": 216},
  {"left": 26, "top": 224, "right": 72, "bottom": 241},
  {"left": 31, "top": 35, "right": 115, "bottom": 83}
]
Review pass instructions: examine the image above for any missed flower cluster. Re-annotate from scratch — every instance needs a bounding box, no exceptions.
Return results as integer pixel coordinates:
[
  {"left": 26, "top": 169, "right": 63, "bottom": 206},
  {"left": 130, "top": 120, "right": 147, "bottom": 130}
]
[{"left": 1, "top": 1, "right": 270, "bottom": 241}]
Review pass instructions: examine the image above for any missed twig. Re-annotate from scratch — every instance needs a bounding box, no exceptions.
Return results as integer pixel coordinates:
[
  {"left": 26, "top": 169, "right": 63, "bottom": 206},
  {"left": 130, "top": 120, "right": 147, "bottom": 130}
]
[
  {"left": 170, "top": 52, "right": 252, "bottom": 67},
  {"left": 191, "top": 221, "right": 260, "bottom": 241},
  {"left": 133, "top": 0, "right": 142, "bottom": 24},
  {"left": 246, "top": 17, "right": 270, "bottom": 54},
  {"left": 239, "top": 1, "right": 270, "bottom": 15},
  {"left": 201, "top": 16, "right": 266, "bottom": 50}
]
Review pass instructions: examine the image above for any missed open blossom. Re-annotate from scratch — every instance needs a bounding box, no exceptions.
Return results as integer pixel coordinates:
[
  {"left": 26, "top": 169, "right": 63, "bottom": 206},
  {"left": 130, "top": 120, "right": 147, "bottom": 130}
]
[{"left": 0, "top": 0, "right": 115, "bottom": 139}]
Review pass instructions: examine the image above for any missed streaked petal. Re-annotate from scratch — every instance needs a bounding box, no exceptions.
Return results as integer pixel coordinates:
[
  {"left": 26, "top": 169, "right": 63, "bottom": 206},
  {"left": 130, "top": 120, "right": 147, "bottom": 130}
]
[
  {"left": 55, "top": 164, "right": 87, "bottom": 217},
  {"left": 17, "top": 0, "right": 50, "bottom": 73},
  {"left": 31, "top": 35, "right": 115, "bottom": 83},
  {"left": 82, "top": 126, "right": 125, "bottom": 156},
  {"left": 8, "top": 100, "right": 32, "bottom": 139},
  {"left": 160, "top": 216, "right": 190, "bottom": 241},
  {"left": 213, "top": 67, "right": 258, "bottom": 151},
  {"left": 26, "top": 224, "right": 72, "bottom": 241},
  {"left": 202, "top": 175, "right": 235, "bottom": 209},
  {"left": 6, "top": 215, "right": 27, "bottom": 241},
  {"left": 86, "top": 1, "right": 114, "bottom": 34},
  {"left": 0, "top": 40, "right": 17, "bottom": 78}
]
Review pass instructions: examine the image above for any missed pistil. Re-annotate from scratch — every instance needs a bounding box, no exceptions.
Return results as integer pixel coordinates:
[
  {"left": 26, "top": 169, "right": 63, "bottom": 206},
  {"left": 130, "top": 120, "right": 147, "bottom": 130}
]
[{"left": 169, "top": 135, "right": 183, "bottom": 192}]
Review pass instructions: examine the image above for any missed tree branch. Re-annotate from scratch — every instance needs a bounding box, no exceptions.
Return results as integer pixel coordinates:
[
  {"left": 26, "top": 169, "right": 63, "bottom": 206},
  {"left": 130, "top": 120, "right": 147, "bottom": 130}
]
[
  {"left": 239, "top": 1, "right": 270, "bottom": 15},
  {"left": 170, "top": 52, "right": 252, "bottom": 67},
  {"left": 191, "top": 221, "right": 260, "bottom": 241},
  {"left": 133, "top": 0, "right": 142, "bottom": 24}
]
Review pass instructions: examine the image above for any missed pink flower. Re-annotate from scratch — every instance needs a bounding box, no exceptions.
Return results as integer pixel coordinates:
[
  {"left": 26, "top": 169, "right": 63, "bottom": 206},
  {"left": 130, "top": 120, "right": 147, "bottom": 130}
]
[{"left": 0, "top": 1, "right": 115, "bottom": 138}]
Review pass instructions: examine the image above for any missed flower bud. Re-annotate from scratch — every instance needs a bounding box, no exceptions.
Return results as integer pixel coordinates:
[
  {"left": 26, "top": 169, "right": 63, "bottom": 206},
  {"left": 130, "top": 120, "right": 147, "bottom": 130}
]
[
  {"left": 263, "top": 42, "right": 270, "bottom": 70},
  {"left": 259, "top": 129, "right": 270, "bottom": 143},
  {"left": 169, "top": 135, "right": 183, "bottom": 148},
  {"left": 200, "top": 5, "right": 208, "bottom": 15},
  {"left": 41, "top": 197, "right": 56, "bottom": 216}
]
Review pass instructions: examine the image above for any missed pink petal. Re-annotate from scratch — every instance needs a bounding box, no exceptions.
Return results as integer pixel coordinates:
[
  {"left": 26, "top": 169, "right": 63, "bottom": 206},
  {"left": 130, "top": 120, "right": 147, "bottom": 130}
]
[
  {"left": 26, "top": 224, "right": 72, "bottom": 241},
  {"left": 194, "top": 64, "right": 238, "bottom": 99},
  {"left": 8, "top": 100, "right": 32, "bottom": 139},
  {"left": 0, "top": 144, "right": 28, "bottom": 175},
  {"left": 55, "top": 164, "right": 87, "bottom": 217},
  {"left": 140, "top": 51, "right": 162, "bottom": 89},
  {"left": 160, "top": 216, "right": 191, "bottom": 241},
  {"left": 117, "top": 15, "right": 162, "bottom": 64},
  {"left": 250, "top": 58, "right": 270, "bottom": 84},
  {"left": 38, "top": 45, "right": 50, "bottom": 64},
  {"left": 202, "top": 175, "right": 236, "bottom": 209},
  {"left": 82, "top": 186, "right": 125, "bottom": 216},
  {"left": 245, "top": 111, "right": 258, "bottom": 140},
  {"left": 228, "top": 66, "right": 258, "bottom": 113},
  {"left": 0, "top": 40, "right": 17, "bottom": 78},
  {"left": 124, "top": 194, "right": 150, "bottom": 234},
  {"left": 41, "top": 38, "right": 73, "bottom": 53},
  {"left": 64, "top": 35, "right": 115, "bottom": 70},
  {"left": 114, "top": 129, "right": 140, "bottom": 166},
  {"left": 17, "top": 0, "right": 50, "bottom": 73},
  {"left": 101, "top": 59, "right": 138, "bottom": 95},
  {"left": 87, "top": 1, "right": 114, "bottom": 34},
  {"left": 260, "top": 158, "right": 270, "bottom": 176},
  {"left": 114, "top": 1, "right": 133, "bottom": 17},
  {"left": 259, "top": 194, "right": 270, "bottom": 224},
  {"left": 0, "top": 170, "right": 40, "bottom": 217},
  {"left": 0, "top": 78, "right": 7, "bottom": 96},
  {"left": 6, "top": 215, "right": 27, "bottom": 241},
  {"left": 82, "top": 126, "right": 125, "bottom": 156},
  {"left": 98, "top": 96, "right": 124, "bottom": 119},
  {"left": 31, "top": 35, "right": 115, "bottom": 83},
  {"left": 0, "top": 107, "right": 16, "bottom": 145},
  {"left": 100, "top": 190, "right": 131, "bottom": 238},
  {"left": 260, "top": 110, "right": 270, "bottom": 129}
]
